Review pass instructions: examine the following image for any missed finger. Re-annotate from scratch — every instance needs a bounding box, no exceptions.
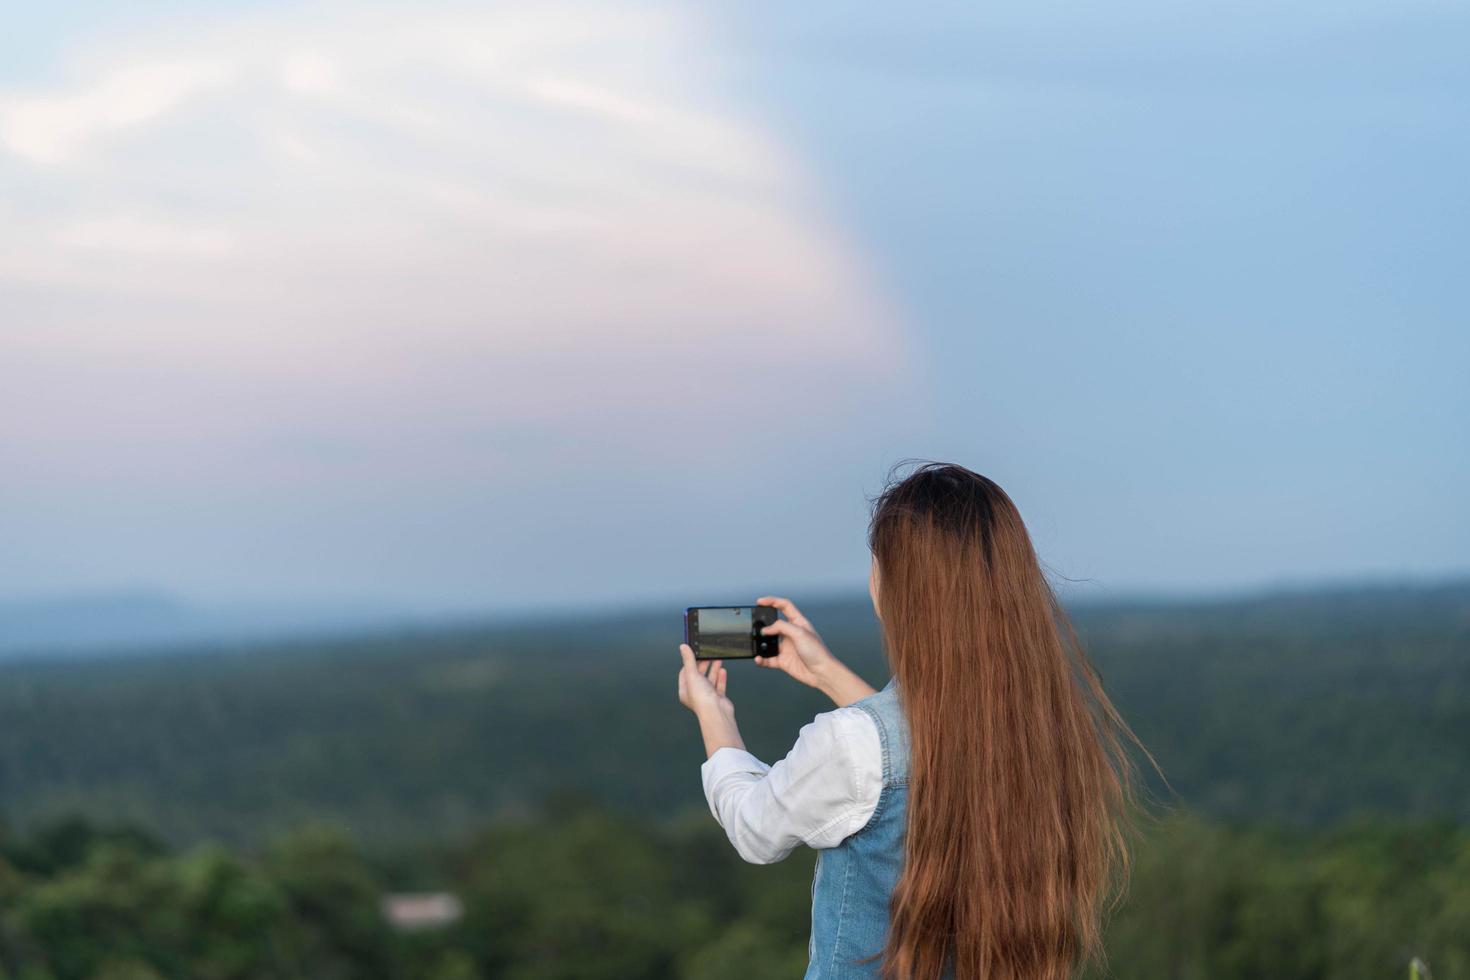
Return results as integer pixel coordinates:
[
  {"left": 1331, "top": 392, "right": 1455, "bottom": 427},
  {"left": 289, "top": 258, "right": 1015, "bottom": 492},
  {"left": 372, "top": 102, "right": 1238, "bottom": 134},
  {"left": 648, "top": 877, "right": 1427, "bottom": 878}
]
[
  {"left": 715, "top": 666, "right": 728, "bottom": 697},
  {"left": 679, "top": 644, "right": 698, "bottom": 672},
  {"left": 760, "top": 619, "right": 804, "bottom": 638},
  {"left": 699, "top": 659, "right": 713, "bottom": 679},
  {"left": 752, "top": 655, "right": 779, "bottom": 669},
  {"left": 757, "top": 596, "right": 812, "bottom": 628}
]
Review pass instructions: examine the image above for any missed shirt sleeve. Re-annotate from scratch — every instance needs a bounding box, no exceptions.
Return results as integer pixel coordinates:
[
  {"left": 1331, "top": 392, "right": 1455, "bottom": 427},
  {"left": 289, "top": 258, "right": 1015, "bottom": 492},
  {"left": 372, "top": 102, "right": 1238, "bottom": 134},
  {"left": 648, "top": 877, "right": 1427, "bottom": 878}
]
[{"left": 699, "top": 705, "right": 883, "bottom": 865}]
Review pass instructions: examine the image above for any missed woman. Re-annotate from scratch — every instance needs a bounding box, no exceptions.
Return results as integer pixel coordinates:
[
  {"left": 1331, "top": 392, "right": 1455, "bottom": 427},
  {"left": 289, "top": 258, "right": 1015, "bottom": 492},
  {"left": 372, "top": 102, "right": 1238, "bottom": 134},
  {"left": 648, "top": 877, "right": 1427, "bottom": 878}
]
[{"left": 677, "top": 463, "right": 1144, "bottom": 980}]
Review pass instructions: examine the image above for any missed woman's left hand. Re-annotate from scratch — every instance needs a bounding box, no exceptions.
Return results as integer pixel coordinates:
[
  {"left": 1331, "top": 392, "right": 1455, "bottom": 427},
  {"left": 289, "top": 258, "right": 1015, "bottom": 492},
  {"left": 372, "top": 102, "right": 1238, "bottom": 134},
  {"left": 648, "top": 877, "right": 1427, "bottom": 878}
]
[
  {"left": 678, "top": 644, "right": 730, "bottom": 715},
  {"left": 679, "top": 645, "right": 747, "bottom": 757}
]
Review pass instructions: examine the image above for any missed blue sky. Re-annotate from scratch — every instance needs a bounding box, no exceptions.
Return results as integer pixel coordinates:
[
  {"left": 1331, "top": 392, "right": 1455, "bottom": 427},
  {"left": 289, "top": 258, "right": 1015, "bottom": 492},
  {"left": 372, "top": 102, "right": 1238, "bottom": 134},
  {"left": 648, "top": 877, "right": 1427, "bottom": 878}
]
[{"left": 1, "top": 1, "right": 1465, "bottom": 612}]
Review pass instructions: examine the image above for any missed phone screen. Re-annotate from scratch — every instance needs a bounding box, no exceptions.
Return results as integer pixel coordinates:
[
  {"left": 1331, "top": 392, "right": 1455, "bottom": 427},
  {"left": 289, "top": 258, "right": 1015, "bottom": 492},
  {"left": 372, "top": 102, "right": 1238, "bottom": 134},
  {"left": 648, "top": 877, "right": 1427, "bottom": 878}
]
[{"left": 695, "top": 607, "right": 753, "bottom": 659}]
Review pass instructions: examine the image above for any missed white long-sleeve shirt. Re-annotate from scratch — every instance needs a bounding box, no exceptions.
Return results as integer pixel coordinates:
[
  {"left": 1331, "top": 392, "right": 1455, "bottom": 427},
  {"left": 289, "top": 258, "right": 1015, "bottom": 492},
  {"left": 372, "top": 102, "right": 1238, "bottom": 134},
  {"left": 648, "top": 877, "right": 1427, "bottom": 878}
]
[{"left": 699, "top": 704, "right": 885, "bottom": 864}]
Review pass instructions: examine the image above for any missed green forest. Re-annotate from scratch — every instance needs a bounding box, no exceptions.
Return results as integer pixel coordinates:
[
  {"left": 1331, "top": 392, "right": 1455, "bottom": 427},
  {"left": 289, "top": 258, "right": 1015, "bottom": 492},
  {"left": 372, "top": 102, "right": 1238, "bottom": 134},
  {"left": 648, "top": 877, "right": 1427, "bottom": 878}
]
[{"left": 0, "top": 580, "right": 1466, "bottom": 978}]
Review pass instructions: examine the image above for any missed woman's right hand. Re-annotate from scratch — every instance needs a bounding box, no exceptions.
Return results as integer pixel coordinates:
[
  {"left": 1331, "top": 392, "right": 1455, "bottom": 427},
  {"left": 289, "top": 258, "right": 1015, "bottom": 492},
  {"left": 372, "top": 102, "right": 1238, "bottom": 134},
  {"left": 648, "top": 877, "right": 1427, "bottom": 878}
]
[
  {"left": 756, "top": 596, "right": 880, "bottom": 708},
  {"left": 753, "top": 596, "right": 839, "bottom": 690}
]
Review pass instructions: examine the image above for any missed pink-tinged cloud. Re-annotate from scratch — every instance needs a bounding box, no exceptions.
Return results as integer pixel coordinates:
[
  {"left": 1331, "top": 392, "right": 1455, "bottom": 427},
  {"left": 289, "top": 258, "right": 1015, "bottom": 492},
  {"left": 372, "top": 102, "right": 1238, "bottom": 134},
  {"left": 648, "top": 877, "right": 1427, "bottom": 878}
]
[
  {"left": 0, "top": 4, "right": 915, "bottom": 476},
  {"left": 0, "top": 3, "right": 921, "bottom": 603}
]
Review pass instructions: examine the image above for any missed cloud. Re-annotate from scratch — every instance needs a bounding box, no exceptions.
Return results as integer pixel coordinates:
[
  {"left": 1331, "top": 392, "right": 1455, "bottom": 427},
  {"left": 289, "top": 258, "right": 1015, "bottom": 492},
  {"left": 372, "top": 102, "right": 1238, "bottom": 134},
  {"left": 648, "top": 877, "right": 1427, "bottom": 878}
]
[
  {"left": 53, "top": 215, "right": 235, "bottom": 255},
  {"left": 0, "top": 59, "right": 233, "bottom": 165},
  {"left": 0, "top": 1, "right": 914, "bottom": 487}
]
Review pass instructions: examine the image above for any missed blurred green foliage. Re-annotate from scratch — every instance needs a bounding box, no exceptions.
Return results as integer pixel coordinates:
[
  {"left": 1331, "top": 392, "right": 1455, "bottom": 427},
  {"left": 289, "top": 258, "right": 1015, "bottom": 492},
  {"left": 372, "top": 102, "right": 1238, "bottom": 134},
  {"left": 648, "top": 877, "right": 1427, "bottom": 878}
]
[{"left": 0, "top": 810, "right": 1462, "bottom": 979}]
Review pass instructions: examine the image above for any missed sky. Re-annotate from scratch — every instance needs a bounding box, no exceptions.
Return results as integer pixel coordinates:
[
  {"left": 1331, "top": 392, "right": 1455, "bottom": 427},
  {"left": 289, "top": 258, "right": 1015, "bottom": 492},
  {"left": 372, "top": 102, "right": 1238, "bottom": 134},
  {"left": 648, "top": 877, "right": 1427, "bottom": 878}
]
[{"left": 1, "top": 0, "right": 1466, "bottom": 613}]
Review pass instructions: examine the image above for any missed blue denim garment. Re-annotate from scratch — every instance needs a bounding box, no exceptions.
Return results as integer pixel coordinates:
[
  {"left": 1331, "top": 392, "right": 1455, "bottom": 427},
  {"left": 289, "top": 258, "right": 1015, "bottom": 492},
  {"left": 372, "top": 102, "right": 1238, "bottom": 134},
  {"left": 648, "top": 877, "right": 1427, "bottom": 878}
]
[{"left": 805, "top": 675, "right": 921, "bottom": 979}]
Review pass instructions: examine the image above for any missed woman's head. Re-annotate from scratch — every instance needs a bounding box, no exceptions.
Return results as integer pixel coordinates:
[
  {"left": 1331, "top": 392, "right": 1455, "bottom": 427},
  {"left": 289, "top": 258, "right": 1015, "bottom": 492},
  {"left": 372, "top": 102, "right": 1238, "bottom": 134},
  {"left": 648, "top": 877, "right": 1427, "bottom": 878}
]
[{"left": 866, "top": 462, "right": 1143, "bottom": 980}]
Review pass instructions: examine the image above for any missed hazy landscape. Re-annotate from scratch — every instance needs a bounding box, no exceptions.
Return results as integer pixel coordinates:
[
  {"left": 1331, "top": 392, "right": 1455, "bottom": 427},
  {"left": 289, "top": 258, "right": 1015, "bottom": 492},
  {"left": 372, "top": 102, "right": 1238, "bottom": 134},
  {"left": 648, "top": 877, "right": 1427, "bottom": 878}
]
[
  {"left": 5, "top": 0, "right": 1462, "bottom": 974},
  {"left": 0, "top": 578, "right": 1465, "bottom": 978}
]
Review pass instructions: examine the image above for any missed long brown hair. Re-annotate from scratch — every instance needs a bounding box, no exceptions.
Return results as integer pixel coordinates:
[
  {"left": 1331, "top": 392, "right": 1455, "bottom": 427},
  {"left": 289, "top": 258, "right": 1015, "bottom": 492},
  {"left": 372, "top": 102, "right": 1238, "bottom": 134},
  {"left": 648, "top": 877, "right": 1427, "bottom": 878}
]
[{"left": 867, "top": 462, "right": 1146, "bottom": 980}]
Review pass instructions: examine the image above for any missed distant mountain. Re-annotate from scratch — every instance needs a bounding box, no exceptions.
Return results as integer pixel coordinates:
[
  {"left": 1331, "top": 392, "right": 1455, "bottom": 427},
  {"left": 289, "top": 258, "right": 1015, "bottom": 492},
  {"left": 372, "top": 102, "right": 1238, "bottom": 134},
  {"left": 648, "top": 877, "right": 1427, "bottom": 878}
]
[
  {"left": 4, "top": 575, "right": 1467, "bottom": 658},
  {"left": 1065, "top": 575, "right": 1470, "bottom": 635},
  {"left": 0, "top": 592, "right": 415, "bottom": 657}
]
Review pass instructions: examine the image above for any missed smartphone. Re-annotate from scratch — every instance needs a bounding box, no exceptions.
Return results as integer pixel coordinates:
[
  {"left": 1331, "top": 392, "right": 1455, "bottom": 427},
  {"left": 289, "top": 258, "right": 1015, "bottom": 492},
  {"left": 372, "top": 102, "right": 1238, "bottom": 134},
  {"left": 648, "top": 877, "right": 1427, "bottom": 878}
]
[{"left": 684, "top": 605, "right": 780, "bottom": 660}]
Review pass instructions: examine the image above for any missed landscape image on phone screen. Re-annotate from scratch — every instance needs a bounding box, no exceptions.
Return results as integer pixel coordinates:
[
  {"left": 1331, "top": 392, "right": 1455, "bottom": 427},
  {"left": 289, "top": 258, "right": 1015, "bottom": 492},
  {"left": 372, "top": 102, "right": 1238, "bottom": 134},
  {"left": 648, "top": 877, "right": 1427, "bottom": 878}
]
[{"left": 699, "top": 607, "right": 752, "bottom": 659}]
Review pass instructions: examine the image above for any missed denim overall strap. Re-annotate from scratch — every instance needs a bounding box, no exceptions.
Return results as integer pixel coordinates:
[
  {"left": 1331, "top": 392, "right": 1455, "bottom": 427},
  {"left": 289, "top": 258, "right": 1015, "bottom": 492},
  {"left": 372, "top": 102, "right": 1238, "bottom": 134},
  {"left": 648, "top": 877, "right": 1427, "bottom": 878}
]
[{"left": 805, "top": 678, "right": 911, "bottom": 979}]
